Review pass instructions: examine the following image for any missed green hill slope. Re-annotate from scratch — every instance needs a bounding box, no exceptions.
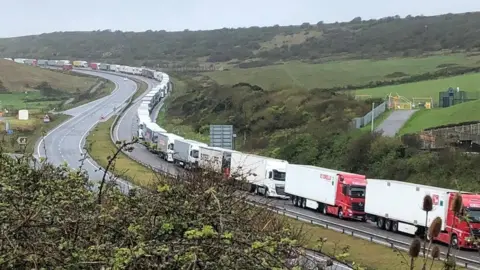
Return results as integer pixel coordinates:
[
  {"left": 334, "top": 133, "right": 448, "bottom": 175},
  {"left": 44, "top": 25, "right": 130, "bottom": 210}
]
[
  {"left": 400, "top": 99, "right": 480, "bottom": 134},
  {"left": 1, "top": 12, "right": 480, "bottom": 66}
]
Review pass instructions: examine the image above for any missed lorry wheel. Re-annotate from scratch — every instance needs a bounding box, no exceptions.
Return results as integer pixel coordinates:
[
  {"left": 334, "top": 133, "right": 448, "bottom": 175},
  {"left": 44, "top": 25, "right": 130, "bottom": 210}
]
[
  {"left": 338, "top": 208, "right": 344, "bottom": 219},
  {"left": 376, "top": 218, "right": 385, "bottom": 229},
  {"left": 385, "top": 219, "right": 392, "bottom": 231},
  {"left": 451, "top": 235, "right": 459, "bottom": 249},
  {"left": 392, "top": 221, "right": 398, "bottom": 232},
  {"left": 322, "top": 205, "right": 328, "bottom": 215},
  {"left": 301, "top": 198, "right": 306, "bottom": 208}
]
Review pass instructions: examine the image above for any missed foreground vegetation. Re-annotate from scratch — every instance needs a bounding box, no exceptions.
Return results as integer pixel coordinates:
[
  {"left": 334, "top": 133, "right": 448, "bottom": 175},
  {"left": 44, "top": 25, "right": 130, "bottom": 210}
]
[
  {"left": 0, "top": 149, "right": 323, "bottom": 269},
  {"left": 86, "top": 116, "right": 455, "bottom": 269}
]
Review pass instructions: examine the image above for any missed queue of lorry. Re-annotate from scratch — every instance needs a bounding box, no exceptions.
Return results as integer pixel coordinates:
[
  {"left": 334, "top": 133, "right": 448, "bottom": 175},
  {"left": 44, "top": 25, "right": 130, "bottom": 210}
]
[
  {"left": 140, "top": 126, "right": 480, "bottom": 249},
  {"left": 82, "top": 55, "right": 479, "bottom": 251}
]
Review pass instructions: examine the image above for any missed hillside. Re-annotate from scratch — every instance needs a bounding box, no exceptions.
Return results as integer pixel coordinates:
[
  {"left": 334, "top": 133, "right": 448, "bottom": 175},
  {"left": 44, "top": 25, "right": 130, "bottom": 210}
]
[
  {"left": 0, "top": 59, "right": 97, "bottom": 92},
  {"left": 399, "top": 99, "right": 480, "bottom": 135},
  {"left": 1, "top": 12, "right": 480, "bottom": 67},
  {"left": 161, "top": 77, "right": 373, "bottom": 152}
]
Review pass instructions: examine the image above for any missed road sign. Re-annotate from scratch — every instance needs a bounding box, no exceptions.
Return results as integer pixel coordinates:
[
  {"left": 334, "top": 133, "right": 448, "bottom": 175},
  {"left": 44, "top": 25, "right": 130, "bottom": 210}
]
[
  {"left": 209, "top": 125, "right": 233, "bottom": 149},
  {"left": 43, "top": 114, "right": 50, "bottom": 123},
  {"left": 17, "top": 137, "right": 27, "bottom": 145},
  {"left": 7, "top": 129, "right": 13, "bottom": 135}
]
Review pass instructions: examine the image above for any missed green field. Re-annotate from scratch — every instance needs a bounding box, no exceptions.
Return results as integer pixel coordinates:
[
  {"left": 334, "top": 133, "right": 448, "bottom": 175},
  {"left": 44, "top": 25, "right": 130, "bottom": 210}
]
[
  {"left": 399, "top": 99, "right": 480, "bottom": 134},
  {"left": 206, "top": 53, "right": 480, "bottom": 89},
  {"left": 0, "top": 91, "right": 60, "bottom": 113},
  {"left": 355, "top": 72, "right": 480, "bottom": 101}
]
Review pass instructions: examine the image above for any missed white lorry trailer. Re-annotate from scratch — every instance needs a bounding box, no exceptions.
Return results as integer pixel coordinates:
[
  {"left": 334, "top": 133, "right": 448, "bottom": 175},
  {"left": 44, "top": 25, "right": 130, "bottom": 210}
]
[
  {"left": 229, "top": 152, "right": 288, "bottom": 199},
  {"left": 143, "top": 122, "right": 166, "bottom": 146},
  {"left": 173, "top": 139, "right": 208, "bottom": 169},
  {"left": 365, "top": 179, "right": 480, "bottom": 249},
  {"left": 285, "top": 164, "right": 367, "bottom": 220},
  {"left": 365, "top": 179, "right": 454, "bottom": 236},
  {"left": 156, "top": 133, "right": 184, "bottom": 162},
  {"left": 198, "top": 145, "right": 236, "bottom": 176}
]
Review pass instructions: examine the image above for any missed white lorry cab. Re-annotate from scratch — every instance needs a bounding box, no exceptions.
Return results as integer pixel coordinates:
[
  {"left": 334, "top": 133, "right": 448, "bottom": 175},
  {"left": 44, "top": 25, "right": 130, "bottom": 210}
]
[
  {"left": 230, "top": 152, "right": 288, "bottom": 199},
  {"left": 173, "top": 139, "right": 208, "bottom": 170},
  {"left": 156, "top": 133, "right": 184, "bottom": 162}
]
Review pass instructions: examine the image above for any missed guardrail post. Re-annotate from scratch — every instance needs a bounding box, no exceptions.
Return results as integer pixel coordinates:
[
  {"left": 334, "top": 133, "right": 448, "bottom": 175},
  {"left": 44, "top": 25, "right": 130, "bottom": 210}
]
[
  {"left": 342, "top": 228, "right": 345, "bottom": 233},
  {"left": 370, "top": 236, "right": 373, "bottom": 242},
  {"left": 351, "top": 231, "right": 353, "bottom": 236}
]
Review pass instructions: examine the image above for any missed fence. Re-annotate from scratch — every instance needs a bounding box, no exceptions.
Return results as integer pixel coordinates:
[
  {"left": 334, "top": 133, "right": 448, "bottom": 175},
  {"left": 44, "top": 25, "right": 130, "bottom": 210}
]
[
  {"left": 351, "top": 102, "right": 387, "bottom": 129},
  {"left": 438, "top": 90, "right": 480, "bottom": 108}
]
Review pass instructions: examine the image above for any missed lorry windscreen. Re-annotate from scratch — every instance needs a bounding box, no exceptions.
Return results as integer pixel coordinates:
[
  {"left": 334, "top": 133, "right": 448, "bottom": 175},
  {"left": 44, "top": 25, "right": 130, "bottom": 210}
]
[
  {"left": 349, "top": 186, "right": 365, "bottom": 198},
  {"left": 168, "top": 143, "right": 174, "bottom": 150},
  {"left": 466, "top": 208, "right": 480, "bottom": 223},
  {"left": 273, "top": 170, "right": 286, "bottom": 181}
]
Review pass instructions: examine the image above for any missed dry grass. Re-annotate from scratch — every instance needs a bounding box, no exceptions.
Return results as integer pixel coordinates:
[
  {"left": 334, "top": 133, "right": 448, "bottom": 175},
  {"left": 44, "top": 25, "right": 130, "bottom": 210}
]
[{"left": 0, "top": 59, "right": 97, "bottom": 92}]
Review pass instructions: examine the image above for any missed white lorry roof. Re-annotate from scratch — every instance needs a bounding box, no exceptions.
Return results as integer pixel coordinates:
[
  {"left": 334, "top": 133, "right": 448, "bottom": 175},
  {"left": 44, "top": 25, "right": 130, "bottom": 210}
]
[{"left": 145, "top": 122, "right": 166, "bottom": 133}]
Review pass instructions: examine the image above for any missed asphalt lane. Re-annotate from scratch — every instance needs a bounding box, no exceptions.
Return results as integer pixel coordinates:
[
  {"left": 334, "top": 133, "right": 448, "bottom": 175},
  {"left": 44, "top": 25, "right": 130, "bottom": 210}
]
[
  {"left": 35, "top": 70, "right": 136, "bottom": 190},
  {"left": 375, "top": 109, "right": 417, "bottom": 136},
  {"left": 113, "top": 76, "right": 180, "bottom": 176}
]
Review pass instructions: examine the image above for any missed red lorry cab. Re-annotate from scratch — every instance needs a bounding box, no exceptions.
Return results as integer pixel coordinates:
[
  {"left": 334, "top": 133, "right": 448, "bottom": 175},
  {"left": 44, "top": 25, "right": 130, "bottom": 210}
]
[
  {"left": 62, "top": 64, "right": 73, "bottom": 71},
  {"left": 435, "top": 193, "right": 480, "bottom": 249},
  {"left": 324, "top": 172, "right": 367, "bottom": 220},
  {"left": 89, "top": 62, "right": 98, "bottom": 70}
]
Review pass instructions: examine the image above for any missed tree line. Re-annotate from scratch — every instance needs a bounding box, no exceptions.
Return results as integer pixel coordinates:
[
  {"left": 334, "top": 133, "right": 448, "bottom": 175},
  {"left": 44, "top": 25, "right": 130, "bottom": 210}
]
[{"left": 1, "top": 12, "right": 480, "bottom": 66}]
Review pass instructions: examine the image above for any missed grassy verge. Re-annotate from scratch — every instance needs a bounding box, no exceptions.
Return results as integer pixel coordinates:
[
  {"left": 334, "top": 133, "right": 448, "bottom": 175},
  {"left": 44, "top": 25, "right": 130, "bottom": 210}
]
[
  {"left": 399, "top": 99, "right": 480, "bottom": 135},
  {"left": 206, "top": 53, "right": 480, "bottom": 90},
  {"left": 288, "top": 218, "right": 455, "bottom": 269},
  {"left": 88, "top": 109, "right": 453, "bottom": 269},
  {"left": 63, "top": 80, "right": 116, "bottom": 110},
  {"left": 85, "top": 119, "right": 157, "bottom": 187},
  {"left": 131, "top": 78, "right": 149, "bottom": 101}
]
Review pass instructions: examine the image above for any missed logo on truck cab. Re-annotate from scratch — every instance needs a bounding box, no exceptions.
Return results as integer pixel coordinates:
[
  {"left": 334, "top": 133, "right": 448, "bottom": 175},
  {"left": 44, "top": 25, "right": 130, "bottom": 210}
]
[
  {"left": 432, "top": 194, "right": 439, "bottom": 205},
  {"left": 320, "top": 174, "right": 332, "bottom": 181}
]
